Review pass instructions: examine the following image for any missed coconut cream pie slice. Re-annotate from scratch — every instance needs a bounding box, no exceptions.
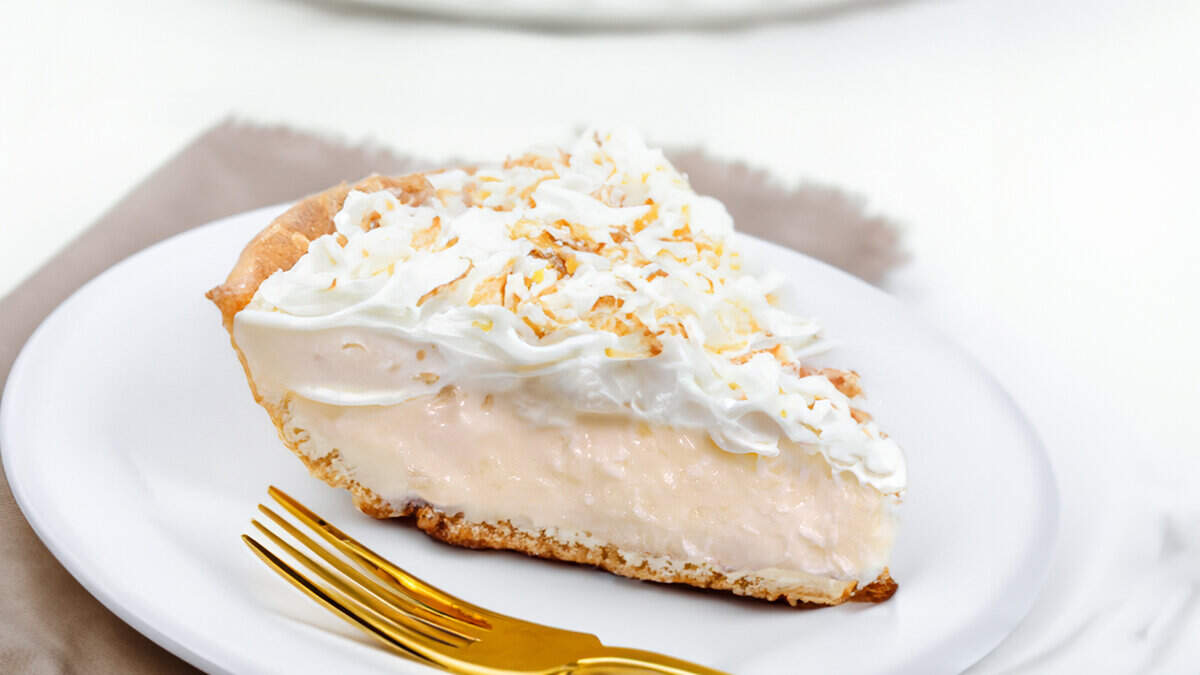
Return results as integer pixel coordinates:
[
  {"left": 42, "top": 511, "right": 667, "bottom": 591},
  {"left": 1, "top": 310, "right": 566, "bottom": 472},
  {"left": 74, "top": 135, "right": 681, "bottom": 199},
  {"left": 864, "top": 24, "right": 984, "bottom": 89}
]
[{"left": 208, "top": 129, "right": 905, "bottom": 606}]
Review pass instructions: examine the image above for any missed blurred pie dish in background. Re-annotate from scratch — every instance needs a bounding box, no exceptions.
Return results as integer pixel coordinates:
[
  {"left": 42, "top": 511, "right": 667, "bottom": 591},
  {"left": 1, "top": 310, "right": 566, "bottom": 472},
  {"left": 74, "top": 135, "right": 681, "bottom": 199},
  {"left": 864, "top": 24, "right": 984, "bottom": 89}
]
[
  {"left": 321, "top": 0, "right": 870, "bottom": 27},
  {"left": 207, "top": 129, "right": 906, "bottom": 606}
]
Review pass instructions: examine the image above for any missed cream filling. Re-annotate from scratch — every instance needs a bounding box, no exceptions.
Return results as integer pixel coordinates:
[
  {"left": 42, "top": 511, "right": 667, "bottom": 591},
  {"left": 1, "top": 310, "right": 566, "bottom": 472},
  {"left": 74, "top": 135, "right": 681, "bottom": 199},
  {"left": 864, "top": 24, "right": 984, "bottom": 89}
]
[{"left": 276, "top": 386, "right": 897, "bottom": 585}]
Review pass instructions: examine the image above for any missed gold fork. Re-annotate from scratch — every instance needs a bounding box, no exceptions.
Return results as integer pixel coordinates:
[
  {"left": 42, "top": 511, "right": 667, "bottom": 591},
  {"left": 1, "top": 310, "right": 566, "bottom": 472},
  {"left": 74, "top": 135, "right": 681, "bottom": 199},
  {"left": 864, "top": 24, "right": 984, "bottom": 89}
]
[{"left": 243, "top": 487, "right": 730, "bottom": 675}]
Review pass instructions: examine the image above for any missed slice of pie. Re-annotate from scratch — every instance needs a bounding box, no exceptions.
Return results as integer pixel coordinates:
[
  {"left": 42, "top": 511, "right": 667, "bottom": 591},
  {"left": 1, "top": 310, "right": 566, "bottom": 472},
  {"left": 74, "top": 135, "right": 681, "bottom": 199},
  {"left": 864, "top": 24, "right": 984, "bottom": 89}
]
[{"left": 208, "top": 129, "right": 905, "bottom": 606}]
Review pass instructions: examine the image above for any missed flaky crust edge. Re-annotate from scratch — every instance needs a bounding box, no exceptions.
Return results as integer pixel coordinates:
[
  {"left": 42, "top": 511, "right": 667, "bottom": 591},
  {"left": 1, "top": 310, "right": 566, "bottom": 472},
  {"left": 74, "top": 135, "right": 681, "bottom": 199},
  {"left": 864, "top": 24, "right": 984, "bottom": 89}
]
[
  {"left": 206, "top": 173, "right": 898, "bottom": 607},
  {"left": 206, "top": 173, "right": 433, "bottom": 331}
]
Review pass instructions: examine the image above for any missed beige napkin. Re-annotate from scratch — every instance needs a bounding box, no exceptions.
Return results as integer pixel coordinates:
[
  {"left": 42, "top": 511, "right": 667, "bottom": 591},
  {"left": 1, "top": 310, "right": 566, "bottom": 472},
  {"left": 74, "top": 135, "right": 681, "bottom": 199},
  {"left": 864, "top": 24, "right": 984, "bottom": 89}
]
[{"left": 0, "top": 119, "right": 903, "bottom": 674}]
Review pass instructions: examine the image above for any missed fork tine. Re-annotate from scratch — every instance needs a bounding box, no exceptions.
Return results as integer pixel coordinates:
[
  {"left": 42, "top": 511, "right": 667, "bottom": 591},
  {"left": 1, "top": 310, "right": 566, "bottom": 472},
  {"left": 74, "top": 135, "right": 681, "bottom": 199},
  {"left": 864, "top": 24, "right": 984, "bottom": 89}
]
[
  {"left": 250, "top": 519, "right": 472, "bottom": 645},
  {"left": 256, "top": 504, "right": 487, "bottom": 637},
  {"left": 242, "top": 534, "right": 457, "bottom": 667},
  {"left": 268, "top": 486, "right": 492, "bottom": 627}
]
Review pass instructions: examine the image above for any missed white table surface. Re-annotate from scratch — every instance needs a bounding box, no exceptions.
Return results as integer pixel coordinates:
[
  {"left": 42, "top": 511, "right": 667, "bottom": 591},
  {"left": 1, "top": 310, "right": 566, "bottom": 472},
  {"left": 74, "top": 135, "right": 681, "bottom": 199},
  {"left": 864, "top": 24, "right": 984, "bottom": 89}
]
[{"left": 2, "top": 0, "right": 1198, "bottom": 671}]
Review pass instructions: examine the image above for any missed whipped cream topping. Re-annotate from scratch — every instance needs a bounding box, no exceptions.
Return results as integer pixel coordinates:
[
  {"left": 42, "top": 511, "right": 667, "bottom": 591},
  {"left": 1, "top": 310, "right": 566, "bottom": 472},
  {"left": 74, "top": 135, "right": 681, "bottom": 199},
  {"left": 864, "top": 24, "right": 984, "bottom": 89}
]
[{"left": 239, "top": 128, "right": 906, "bottom": 494}]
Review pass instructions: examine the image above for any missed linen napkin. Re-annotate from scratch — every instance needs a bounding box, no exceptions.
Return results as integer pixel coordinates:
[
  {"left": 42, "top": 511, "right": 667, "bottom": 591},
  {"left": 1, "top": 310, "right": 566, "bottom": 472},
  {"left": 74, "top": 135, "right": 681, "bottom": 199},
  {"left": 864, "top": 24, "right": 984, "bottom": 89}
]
[{"left": 0, "top": 119, "right": 904, "bottom": 674}]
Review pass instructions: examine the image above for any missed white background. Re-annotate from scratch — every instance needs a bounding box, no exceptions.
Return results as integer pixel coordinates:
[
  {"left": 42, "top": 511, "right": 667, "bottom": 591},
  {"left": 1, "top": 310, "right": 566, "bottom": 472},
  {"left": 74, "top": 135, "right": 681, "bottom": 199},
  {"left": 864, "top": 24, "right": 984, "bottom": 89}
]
[{"left": 2, "top": 0, "right": 1198, "bottom": 671}]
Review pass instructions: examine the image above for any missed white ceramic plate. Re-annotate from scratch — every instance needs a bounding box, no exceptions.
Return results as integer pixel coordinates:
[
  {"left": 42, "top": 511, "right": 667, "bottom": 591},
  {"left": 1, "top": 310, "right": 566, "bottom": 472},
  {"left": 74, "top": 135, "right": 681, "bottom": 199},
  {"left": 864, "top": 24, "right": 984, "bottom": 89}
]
[{"left": 1, "top": 205, "right": 1057, "bottom": 674}]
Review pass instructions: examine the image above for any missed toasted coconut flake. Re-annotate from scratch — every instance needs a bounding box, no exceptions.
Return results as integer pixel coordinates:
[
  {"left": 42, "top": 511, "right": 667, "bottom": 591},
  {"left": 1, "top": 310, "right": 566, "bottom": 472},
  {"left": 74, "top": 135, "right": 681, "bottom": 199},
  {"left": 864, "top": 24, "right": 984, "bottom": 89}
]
[
  {"left": 411, "top": 216, "right": 442, "bottom": 249},
  {"left": 417, "top": 260, "right": 473, "bottom": 307},
  {"left": 470, "top": 274, "right": 507, "bottom": 307},
  {"left": 591, "top": 295, "right": 623, "bottom": 312},
  {"left": 633, "top": 201, "right": 659, "bottom": 233}
]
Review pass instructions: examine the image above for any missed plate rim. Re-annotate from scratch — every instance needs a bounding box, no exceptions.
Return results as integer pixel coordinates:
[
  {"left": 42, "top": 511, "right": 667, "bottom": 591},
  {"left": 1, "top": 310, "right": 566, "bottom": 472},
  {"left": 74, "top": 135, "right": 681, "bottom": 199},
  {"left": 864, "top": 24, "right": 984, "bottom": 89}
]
[
  {"left": 0, "top": 203, "right": 1059, "bottom": 674},
  {"left": 1, "top": 237, "right": 237, "bottom": 674}
]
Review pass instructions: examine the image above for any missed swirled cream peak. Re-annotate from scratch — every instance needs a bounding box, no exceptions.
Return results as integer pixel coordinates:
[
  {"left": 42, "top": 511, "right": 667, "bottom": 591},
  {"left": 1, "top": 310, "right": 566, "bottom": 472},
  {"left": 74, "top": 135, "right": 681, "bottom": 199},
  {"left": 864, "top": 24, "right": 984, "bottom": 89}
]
[{"left": 239, "top": 128, "right": 906, "bottom": 494}]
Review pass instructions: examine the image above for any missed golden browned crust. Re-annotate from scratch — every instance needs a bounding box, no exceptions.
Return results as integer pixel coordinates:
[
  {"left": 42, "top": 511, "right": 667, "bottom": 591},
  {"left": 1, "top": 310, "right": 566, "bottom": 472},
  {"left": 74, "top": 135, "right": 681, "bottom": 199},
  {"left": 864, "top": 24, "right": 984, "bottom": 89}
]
[{"left": 208, "top": 175, "right": 898, "bottom": 607}]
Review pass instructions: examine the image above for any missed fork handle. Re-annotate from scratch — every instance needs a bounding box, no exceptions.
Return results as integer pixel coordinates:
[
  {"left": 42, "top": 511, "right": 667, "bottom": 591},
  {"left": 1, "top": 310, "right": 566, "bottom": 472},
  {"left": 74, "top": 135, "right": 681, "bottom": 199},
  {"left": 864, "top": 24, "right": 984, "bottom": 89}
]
[{"left": 573, "top": 646, "right": 731, "bottom": 675}]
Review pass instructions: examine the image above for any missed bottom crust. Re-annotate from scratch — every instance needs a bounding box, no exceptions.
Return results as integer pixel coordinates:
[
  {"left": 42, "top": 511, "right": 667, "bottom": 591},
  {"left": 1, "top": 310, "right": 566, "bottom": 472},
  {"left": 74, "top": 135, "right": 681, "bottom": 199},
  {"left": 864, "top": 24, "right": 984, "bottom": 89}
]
[
  {"left": 374, "top": 497, "right": 897, "bottom": 606},
  {"left": 289, "top": 437, "right": 896, "bottom": 607}
]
